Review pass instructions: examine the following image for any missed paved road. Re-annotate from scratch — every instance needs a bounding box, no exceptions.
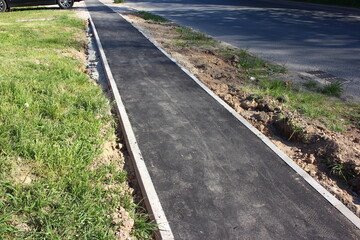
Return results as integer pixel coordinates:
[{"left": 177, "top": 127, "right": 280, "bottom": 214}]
[
  {"left": 122, "top": 0, "right": 360, "bottom": 102},
  {"left": 87, "top": 0, "right": 360, "bottom": 238}
]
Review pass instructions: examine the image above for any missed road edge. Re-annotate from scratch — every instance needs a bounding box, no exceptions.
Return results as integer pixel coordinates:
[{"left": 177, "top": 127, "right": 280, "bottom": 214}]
[
  {"left": 259, "top": 0, "right": 360, "bottom": 15},
  {"left": 114, "top": 9, "right": 360, "bottom": 230},
  {"left": 87, "top": 16, "right": 175, "bottom": 240}
]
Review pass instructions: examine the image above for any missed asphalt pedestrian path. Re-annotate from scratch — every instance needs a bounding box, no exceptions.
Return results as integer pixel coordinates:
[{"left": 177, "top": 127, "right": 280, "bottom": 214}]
[{"left": 86, "top": 0, "right": 360, "bottom": 238}]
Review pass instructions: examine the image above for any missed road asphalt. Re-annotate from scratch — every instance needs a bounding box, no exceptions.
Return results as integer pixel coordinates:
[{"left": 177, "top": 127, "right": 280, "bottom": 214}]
[
  {"left": 121, "top": 0, "right": 360, "bottom": 102},
  {"left": 86, "top": 0, "right": 360, "bottom": 239}
]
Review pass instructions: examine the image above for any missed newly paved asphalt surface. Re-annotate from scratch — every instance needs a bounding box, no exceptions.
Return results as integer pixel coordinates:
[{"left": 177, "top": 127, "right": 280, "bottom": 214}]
[
  {"left": 86, "top": 0, "right": 360, "bottom": 239},
  {"left": 122, "top": 0, "right": 360, "bottom": 102}
]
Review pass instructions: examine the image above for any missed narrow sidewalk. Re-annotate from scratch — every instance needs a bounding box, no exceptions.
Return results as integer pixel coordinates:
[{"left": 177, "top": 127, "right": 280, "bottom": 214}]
[{"left": 86, "top": 0, "right": 360, "bottom": 239}]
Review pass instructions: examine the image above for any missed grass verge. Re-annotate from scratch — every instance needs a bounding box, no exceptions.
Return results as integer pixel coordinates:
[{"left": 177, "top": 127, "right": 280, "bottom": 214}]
[
  {"left": 0, "top": 10, "right": 154, "bottom": 239},
  {"left": 137, "top": 11, "right": 168, "bottom": 23},
  {"left": 249, "top": 79, "right": 356, "bottom": 131},
  {"left": 175, "top": 26, "right": 217, "bottom": 47}
]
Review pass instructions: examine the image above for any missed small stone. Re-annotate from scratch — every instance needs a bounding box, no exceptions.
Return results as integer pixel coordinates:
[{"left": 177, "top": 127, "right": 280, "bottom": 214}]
[
  {"left": 24, "top": 103, "right": 29, "bottom": 108},
  {"left": 259, "top": 124, "right": 265, "bottom": 132},
  {"left": 116, "top": 143, "right": 123, "bottom": 149},
  {"left": 304, "top": 165, "right": 311, "bottom": 172},
  {"left": 234, "top": 104, "right": 244, "bottom": 114},
  {"left": 307, "top": 154, "right": 316, "bottom": 164},
  {"left": 309, "top": 170, "right": 317, "bottom": 177},
  {"left": 217, "top": 83, "right": 228, "bottom": 94},
  {"left": 196, "top": 64, "right": 206, "bottom": 69},
  {"left": 318, "top": 172, "right": 326, "bottom": 180},
  {"left": 240, "top": 100, "right": 258, "bottom": 110},
  {"left": 274, "top": 106, "right": 282, "bottom": 113},
  {"left": 250, "top": 76, "right": 256, "bottom": 81},
  {"left": 264, "top": 104, "right": 275, "bottom": 112},
  {"left": 246, "top": 94, "right": 257, "bottom": 101},
  {"left": 224, "top": 94, "right": 232, "bottom": 102}
]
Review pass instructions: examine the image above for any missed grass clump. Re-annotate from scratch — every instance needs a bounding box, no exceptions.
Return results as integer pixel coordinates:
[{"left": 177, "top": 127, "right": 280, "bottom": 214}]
[
  {"left": 319, "top": 81, "right": 344, "bottom": 97},
  {"left": 137, "top": 11, "right": 168, "bottom": 22},
  {"left": 176, "top": 26, "right": 216, "bottom": 47},
  {"left": 0, "top": 10, "right": 154, "bottom": 239},
  {"left": 114, "top": 0, "right": 125, "bottom": 3},
  {"left": 217, "top": 47, "right": 286, "bottom": 74}
]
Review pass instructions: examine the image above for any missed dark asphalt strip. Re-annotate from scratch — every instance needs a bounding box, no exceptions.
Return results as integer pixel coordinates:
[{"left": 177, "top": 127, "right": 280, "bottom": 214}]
[{"left": 86, "top": 0, "right": 360, "bottom": 239}]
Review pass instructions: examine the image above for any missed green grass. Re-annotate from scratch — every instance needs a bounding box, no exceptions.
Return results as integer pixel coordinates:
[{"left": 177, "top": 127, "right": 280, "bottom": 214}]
[
  {"left": 137, "top": 11, "right": 168, "bottom": 23},
  {"left": 175, "top": 26, "right": 217, "bottom": 47},
  {"left": 217, "top": 47, "right": 286, "bottom": 74},
  {"left": 246, "top": 79, "right": 359, "bottom": 131},
  {"left": 114, "top": 0, "right": 125, "bottom": 3},
  {"left": 290, "top": 0, "right": 360, "bottom": 8},
  {"left": 319, "top": 81, "right": 344, "bottom": 97},
  {"left": 0, "top": 10, "right": 154, "bottom": 239}
]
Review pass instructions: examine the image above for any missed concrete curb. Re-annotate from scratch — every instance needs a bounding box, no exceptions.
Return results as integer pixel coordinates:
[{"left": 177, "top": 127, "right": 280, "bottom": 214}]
[
  {"left": 87, "top": 16, "right": 174, "bottom": 240},
  {"left": 107, "top": 6, "right": 360, "bottom": 230}
]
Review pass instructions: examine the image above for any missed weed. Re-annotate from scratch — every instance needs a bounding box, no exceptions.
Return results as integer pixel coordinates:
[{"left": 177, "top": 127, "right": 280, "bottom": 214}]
[
  {"left": 114, "top": 0, "right": 125, "bottom": 3},
  {"left": 288, "top": 123, "right": 303, "bottom": 141},
  {"left": 132, "top": 210, "right": 157, "bottom": 240},
  {"left": 319, "top": 81, "right": 343, "bottom": 97},
  {"left": 330, "top": 163, "right": 350, "bottom": 181},
  {"left": 137, "top": 11, "right": 168, "bottom": 22}
]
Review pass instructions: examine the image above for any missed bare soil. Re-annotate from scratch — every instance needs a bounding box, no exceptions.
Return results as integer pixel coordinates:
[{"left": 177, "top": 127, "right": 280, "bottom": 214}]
[
  {"left": 121, "top": 13, "right": 360, "bottom": 216},
  {"left": 92, "top": 135, "right": 135, "bottom": 240}
]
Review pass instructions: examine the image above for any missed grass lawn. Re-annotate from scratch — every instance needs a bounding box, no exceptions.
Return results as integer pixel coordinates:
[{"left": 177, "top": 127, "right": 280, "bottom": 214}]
[{"left": 0, "top": 9, "right": 153, "bottom": 239}]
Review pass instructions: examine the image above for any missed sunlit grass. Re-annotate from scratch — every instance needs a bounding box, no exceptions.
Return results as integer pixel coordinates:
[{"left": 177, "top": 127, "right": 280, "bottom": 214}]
[
  {"left": 137, "top": 11, "right": 168, "bottom": 22},
  {"left": 0, "top": 10, "right": 154, "bottom": 239},
  {"left": 250, "top": 79, "right": 358, "bottom": 131}
]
